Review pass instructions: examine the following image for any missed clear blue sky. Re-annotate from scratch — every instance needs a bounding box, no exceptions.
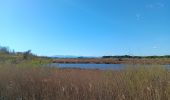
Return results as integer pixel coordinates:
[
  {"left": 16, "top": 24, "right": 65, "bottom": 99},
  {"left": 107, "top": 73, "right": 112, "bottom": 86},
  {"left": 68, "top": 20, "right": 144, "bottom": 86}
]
[{"left": 0, "top": 0, "right": 170, "bottom": 56}]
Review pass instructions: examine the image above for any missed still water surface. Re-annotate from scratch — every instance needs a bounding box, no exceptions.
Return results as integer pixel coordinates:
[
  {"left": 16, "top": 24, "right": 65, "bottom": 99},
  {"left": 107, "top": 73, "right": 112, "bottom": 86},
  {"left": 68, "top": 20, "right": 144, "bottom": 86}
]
[{"left": 49, "top": 63, "right": 170, "bottom": 70}]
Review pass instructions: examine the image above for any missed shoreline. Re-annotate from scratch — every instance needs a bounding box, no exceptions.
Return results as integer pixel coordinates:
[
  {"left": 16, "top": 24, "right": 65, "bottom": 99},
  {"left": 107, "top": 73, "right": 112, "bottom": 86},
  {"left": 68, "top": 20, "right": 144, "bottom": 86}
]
[{"left": 52, "top": 58, "right": 170, "bottom": 65}]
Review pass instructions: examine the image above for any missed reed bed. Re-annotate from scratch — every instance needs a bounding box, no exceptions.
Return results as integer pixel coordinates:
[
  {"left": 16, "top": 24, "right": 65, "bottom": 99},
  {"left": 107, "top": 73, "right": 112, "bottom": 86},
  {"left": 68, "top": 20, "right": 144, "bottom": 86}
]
[
  {"left": 0, "top": 64, "right": 170, "bottom": 100},
  {"left": 53, "top": 58, "right": 170, "bottom": 65}
]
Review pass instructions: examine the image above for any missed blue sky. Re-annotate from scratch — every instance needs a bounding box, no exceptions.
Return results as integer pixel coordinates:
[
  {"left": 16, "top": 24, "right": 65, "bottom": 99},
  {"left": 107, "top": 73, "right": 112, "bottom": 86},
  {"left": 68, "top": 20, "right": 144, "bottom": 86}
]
[{"left": 0, "top": 0, "right": 170, "bottom": 56}]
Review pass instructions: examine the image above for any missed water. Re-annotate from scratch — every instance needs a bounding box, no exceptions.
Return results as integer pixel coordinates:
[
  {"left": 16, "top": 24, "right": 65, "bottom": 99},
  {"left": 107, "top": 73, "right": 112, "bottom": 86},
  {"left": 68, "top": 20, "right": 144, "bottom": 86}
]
[
  {"left": 50, "top": 63, "right": 125, "bottom": 70},
  {"left": 49, "top": 63, "right": 170, "bottom": 70},
  {"left": 165, "top": 64, "right": 170, "bottom": 69}
]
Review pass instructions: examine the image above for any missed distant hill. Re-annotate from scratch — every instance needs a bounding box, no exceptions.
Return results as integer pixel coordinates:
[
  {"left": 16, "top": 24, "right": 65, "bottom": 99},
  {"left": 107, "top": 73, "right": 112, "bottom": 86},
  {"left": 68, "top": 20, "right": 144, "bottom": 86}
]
[{"left": 50, "top": 55, "right": 99, "bottom": 58}]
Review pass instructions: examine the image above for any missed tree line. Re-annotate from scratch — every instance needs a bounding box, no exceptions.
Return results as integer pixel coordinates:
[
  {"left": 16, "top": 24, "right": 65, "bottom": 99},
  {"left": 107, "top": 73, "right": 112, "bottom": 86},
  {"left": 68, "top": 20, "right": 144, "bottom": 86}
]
[
  {"left": 102, "top": 55, "right": 170, "bottom": 59},
  {"left": 0, "top": 45, "right": 36, "bottom": 60}
]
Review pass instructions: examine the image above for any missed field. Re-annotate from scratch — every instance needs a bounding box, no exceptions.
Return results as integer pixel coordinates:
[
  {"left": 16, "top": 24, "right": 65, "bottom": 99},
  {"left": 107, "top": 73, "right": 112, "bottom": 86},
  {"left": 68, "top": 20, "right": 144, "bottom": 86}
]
[
  {"left": 0, "top": 63, "right": 170, "bottom": 100},
  {"left": 53, "top": 58, "right": 170, "bottom": 65},
  {"left": 0, "top": 50, "right": 170, "bottom": 100}
]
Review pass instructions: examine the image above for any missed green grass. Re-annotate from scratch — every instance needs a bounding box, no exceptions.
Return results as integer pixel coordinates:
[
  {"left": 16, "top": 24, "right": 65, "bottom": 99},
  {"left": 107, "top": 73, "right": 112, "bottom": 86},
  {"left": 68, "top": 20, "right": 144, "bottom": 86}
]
[{"left": 0, "top": 63, "right": 170, "bottom": 100}]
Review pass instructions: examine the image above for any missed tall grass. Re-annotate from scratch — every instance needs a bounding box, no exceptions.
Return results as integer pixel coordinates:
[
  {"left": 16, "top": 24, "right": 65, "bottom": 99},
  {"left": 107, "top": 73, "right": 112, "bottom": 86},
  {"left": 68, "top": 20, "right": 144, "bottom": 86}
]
[
  {"left": 53, "top": 58, "right": 170, "bottom": 64},
  {"left": 0, "top": 64, "right": 170, "bottom": 100}
]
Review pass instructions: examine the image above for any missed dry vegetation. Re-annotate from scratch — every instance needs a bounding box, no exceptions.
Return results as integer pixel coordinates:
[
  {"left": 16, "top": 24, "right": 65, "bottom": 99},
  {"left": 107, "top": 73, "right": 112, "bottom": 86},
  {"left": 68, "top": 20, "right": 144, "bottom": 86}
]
[
  {"left": 0, "top": 64, "right": 170, "bottom": 100},
  {"left": 53, "top": 58, "right": 170, "bottom": 65}
]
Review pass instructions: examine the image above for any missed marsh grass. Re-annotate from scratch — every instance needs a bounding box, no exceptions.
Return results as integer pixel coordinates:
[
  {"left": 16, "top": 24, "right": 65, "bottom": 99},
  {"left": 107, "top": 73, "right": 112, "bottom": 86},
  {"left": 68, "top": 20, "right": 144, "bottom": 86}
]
[
  {"left": 0, "top": 64, "right": 170, "bottom": 100},
  {"left": 53, "top": 58, "right": 170, "bottom": 64}
]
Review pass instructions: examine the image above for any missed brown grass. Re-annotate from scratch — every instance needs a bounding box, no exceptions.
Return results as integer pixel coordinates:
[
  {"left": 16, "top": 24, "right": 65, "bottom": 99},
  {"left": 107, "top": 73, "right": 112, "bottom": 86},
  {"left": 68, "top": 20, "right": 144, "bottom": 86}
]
[
  {"left": 0, "top": 64, "right": 170, "bottom": 100},
  {"left": 53, "top": 58, "right": 170, "bottom": 65}
]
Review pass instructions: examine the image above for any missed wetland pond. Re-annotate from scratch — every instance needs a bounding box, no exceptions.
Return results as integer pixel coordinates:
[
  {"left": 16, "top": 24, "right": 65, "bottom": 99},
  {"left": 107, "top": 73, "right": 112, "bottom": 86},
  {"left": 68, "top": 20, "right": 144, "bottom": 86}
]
[{"left": 49, "top": 63, "right": 170, "bottom": 70}]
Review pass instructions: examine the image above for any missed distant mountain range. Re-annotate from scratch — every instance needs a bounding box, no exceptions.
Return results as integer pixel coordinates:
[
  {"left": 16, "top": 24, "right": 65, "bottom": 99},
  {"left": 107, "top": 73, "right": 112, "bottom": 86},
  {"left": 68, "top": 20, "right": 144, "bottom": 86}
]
[
  {"left": 50, "top": 55, "right": 100, "bottom": 58},
  {"left": 50, "top": 55, "right": 170, "bottom": 59}
]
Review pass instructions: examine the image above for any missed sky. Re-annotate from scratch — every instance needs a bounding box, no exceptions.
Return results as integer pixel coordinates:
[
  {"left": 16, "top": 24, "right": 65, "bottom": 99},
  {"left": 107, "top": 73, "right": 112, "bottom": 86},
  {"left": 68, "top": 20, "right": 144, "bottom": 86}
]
[{"left": 0, "top": 0, "right": 170, "bottom": 56}]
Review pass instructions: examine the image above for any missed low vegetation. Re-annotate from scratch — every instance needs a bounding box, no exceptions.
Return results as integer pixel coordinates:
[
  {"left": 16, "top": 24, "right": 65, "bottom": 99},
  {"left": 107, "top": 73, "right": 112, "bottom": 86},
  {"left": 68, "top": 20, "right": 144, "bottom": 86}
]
[
  {"left": 0, "top": 45, "right": 170, "bottom": 100},
  {"left": 0, "top": 45, "right": 51, "bottom": 65},
  {"left": 53, "top": 58, "right": 170, "bottom": 65},
  {"left": 0, "top": 64, "right": 170, "bottom": 100}
]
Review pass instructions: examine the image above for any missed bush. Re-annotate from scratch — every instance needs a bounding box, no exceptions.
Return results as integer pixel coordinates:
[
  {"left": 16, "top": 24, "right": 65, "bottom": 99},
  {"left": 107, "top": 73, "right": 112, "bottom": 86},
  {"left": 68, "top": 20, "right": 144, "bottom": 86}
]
[{"left": 0, "top": 46, "right": 10, "bottom": 54}]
